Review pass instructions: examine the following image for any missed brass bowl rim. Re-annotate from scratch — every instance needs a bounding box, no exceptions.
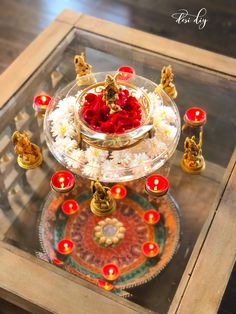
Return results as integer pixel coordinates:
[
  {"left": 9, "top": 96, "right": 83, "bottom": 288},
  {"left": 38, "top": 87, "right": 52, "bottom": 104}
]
[{"left": 76, "top": 80, "right": 152, "bottom": 140}]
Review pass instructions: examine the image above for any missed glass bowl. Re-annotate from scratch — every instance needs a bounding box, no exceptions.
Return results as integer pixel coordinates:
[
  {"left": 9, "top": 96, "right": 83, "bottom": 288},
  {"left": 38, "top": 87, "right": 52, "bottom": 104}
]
[{"left": 44, "top": 71, "right": 181, "bottom": 182}]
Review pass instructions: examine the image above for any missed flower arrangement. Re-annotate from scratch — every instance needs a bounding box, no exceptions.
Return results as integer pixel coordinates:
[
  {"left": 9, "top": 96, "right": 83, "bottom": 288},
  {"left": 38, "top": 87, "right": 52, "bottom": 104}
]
[
  {"left": 82, "top": 89, "right": 142, "bottom": 134},
  {"left": 48, "top": 89, "right": 178, "bottom": 181}
]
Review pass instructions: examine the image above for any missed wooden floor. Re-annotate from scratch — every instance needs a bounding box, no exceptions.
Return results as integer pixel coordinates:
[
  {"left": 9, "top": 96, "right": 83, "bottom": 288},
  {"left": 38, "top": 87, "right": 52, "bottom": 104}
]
[
  {"left": 0, "top": 1, "right": 235, "bottom": 313},
  {"left": 0, "top": 0, "right": 235, "bottom": 74}
]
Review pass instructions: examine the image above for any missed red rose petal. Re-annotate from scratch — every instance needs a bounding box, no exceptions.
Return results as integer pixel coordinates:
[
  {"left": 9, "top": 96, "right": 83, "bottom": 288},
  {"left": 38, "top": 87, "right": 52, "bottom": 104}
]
[
  {"left": 85, "top": 93, "right": 97, "bottom": 103},
  {"left": 81, "top": 89, "right": 142, "bottom": 134}
]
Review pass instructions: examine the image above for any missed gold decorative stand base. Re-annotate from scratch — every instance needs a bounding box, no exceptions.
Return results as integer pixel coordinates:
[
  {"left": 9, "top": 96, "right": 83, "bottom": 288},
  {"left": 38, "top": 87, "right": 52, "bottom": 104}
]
[
  {"left": 90, "top": 198, "right": 116, "bottom": 217},
  {"left": 181, "top": 157, "right": 205, "bottom": 174},
  {"left": 17, "top": 152, "right": 43, "bottom": 170},
  {"left": 12, "top": 131, "right": 43, "bottom": 170}
]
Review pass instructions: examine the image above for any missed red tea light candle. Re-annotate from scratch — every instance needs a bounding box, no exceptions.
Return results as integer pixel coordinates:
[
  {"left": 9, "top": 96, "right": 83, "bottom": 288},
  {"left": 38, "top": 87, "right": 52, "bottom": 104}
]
[
  {"left": 145, "top": 174, "right": 169, "bottom": 196},
  {"left": 61, "top": 199, "right": 79, "bottom": 215},
  {"left": 110, "top": 185, "right": 127, "bottom": 199},
  {"left": 117, "top": 66, "right": 135, "bottom": 81},
  {"left": 97, "top": 279, "right": 114, "bottom": 291},
  {"left": 51, "top": 171, "right": 75, "bottom": 193},
  {"left": 33, "top": 95, "right": 51, "bottom": 112},
  {"left": 142, "top": 241, "right": 159, "bottom": 258},
  {"left": 184, "top": 107, "right": 207, "bottom": 126},
  {"left": 57, "top": 239, "right": 74, "bottom": 255},
  {"left": 102, "top": 264, "right": 120, "bottom": 281},
  {"left": 144, "top": 210, "right": 160, "bottom": 225}
]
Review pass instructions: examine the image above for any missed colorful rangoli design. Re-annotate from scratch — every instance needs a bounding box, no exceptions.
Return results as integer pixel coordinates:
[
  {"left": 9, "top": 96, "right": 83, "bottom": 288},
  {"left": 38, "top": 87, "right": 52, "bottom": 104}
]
[{"left": 39, "top": 184, "right": 180, "bottom": 295}]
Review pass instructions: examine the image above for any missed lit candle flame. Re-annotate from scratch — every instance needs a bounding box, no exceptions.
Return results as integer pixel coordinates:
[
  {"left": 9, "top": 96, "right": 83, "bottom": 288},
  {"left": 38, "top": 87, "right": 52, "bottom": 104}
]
[
  {"left": 59, "top": 177, "right": 65, "bottom": 188},
  {"left": 104, "top": 283, "right": 111, "bottom": 290},
  {"left": 41, "top": 95, "right": 47, "bottom": 103},
  {"left": 149, "top": 213, "right": 154, "bottom": 222},
  {"left": 64, "top": 242, "right": 69, "bottom": 251},
  {"left": 116, "top": 187, "right": 121, "bottom": 194}
]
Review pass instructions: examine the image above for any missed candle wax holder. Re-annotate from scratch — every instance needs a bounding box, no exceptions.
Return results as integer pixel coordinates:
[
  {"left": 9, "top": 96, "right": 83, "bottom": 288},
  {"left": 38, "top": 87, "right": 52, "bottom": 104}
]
[
  {"left": 33, "top": 95, "right": 52, "bottom": 112},
  {"left": 102, "top": 263, "right": 120, "bottom": 281},
  {"left": 142, "top": 241, "right": 159, "bottom": 258},
  {"left": 110, "top": 185, "right": 127, "bottom": 199},
  {"left": 97, "top": 279, "right": 114, "bottom": 291},
  {"left": 51, "top": 171, "right": 75, "bottom": 193},
  {"left": 52, "top": 257, "right": 64, "bottom": 266},
  {"left": 144, "top": 210, "right": 160, "bottom": 225},
  {"left": 145, "top": 174, "right": 169, "bottom": 197},
  {"left": 61, "top": 199, "right": 79, "bottom": 215},
  {"left": 117, "top": 66, "right": 135, "bottom": 81},
  {"left": 57, "top": 239, "right": 74, "bottom": 255},
  {"left": 184, "top": 107, "right": 207, "bottom": 127}
]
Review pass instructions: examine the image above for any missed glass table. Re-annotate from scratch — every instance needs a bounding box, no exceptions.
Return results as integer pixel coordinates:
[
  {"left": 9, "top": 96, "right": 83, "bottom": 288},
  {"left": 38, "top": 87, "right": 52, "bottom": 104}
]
[{"left": 0, "top": 9, "right": 235, "bottom": 314}]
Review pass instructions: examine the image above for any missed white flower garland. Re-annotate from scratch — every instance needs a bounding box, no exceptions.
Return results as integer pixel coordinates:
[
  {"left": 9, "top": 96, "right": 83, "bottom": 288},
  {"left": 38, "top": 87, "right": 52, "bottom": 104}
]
[{"left": 49, "top": 92, "right": 178, "bottom": 179}]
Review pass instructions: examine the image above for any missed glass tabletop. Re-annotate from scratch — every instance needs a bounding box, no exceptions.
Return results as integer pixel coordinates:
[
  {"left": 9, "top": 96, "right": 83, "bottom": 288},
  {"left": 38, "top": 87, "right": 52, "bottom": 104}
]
[{"left": 0, "top": 28, "right": 235, "bottom": 314}]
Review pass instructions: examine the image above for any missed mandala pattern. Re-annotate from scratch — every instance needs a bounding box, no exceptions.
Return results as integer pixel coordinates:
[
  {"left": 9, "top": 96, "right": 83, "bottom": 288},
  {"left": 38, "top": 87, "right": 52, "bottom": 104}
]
[{"left": 39, "top": 186, "right": 180, "bottom": 292}]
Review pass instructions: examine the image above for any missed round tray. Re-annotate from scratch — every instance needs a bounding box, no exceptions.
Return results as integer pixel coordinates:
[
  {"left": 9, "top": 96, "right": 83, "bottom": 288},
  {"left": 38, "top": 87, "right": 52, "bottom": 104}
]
[{"left": 39, "top": 182, "right": 180, "bottom": 293}]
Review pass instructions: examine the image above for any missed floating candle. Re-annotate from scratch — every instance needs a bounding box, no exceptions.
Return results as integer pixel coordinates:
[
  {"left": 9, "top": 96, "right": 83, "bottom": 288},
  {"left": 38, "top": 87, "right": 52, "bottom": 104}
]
[
  {"left": 143, "top": 210, "right": 160, "bottom": 225},
  {"left": 184, "top": 107, "right": 207, "bottom": 126},
  {"left": 51, "top": 171, "right": 75, "bottom": 193},
  {"left": 117, "top": 66, "right": 135, "bottom": 80},
  {"left": 102, "top": 263, "right": 120, "bottom": 281},
  {"left": 97, "top": 279, "right": 114, "bottom": 291},
  {"left": 33, "top": 94, "right": 51, "bottom": 112},
  {"left": 142, "top": 241, "right": 159, "bottom": 258},
  {"left": 110, "top": 185, "right": 127, "bottom": 199},
  {"left": 145, "top": 174, "right": 169, "bottom": 196},
  {"left": 61, "top": 199, "right": 79, "bottom": 215},
  {"left": 57, "top": 239, "right": 74, "bottom": 255}
]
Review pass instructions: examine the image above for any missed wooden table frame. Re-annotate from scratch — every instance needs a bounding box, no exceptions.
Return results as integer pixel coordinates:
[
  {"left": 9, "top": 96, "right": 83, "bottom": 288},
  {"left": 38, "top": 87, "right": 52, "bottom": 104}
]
[{"left": 0, "top": 9, "right": 236, "bottom": 314}]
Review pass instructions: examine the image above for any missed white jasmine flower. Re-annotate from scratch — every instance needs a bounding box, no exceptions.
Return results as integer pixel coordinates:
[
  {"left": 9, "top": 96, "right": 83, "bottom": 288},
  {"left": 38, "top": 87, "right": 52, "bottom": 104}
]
[
  {"left": 130, "top": 152, "right": 149, "bottom": 167},
  {"left": 51, "top": 118, "right": 76, "bottom": 139},
  {"left": 82, "top": 162, "right": 101, "bottom": 178},
  {"left": 144, "top": 137, "right": 167, "bottom": 158},
  {"left": 156, "top": 122, "right": 177, "bottom": 144},
  {"left": 49, "top": 107, "right": 72, "bottom": 122},
  {"left": 153, "top": 106, "right": 176, "bottom": 125},
  {"left": 85, "top": 147, "right": 108, "bottom": 163},
  {"left": 102, "top": 159, "right": 123, "bottom": 180},
  {"left": 130, "top": 152, "right": 151, "bottom": 175},
  {"left": 148, "top": 92, "right": 162, "bottom": 111},
  {"left": 57, "top": 96, "right": 77, "bottom": 113},
  {"left": 65, "top": 149, "right": 85, "bottom": 168},
  {"left": 55, "top": 137, "right": 78, "bottom": 154},
  {"left": 110, "top": 151, "right": 132, "bottom": 166},
  {"left": 110, "top": 151, "right": 122, "bottom": 162}
]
